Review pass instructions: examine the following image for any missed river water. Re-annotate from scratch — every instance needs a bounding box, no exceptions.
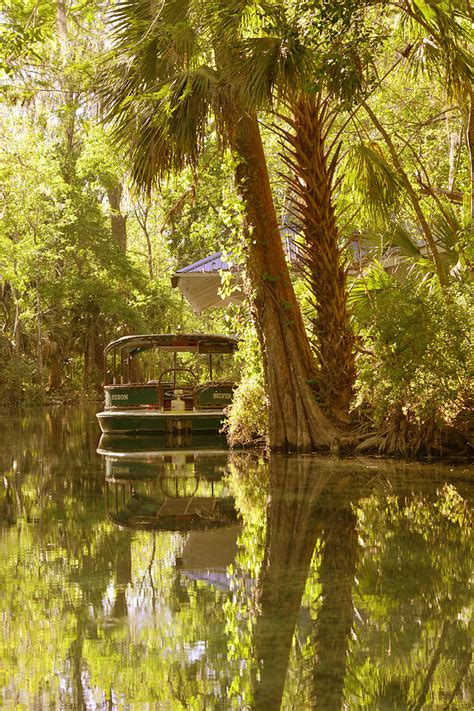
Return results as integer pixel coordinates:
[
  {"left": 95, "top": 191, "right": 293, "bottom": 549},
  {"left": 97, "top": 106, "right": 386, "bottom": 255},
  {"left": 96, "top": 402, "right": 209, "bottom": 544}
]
[{"left": 0, "top": 407, "right": 472, "bottom": 710}]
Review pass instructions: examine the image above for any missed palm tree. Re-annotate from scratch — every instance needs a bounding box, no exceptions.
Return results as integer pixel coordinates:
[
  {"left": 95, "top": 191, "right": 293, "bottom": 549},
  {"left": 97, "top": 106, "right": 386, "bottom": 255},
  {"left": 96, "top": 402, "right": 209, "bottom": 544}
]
[
  {"left": 99, "top": 0, "right": 339, "bottom": 451},
  {"left": 272, "top": 0, "right": 472, "bottom": 422},
  {"left": 233, "top": 3, "right": 380, "bottom": 422},
  {"left": 278, "top": 95, "right": 356, "bottom": 423}
]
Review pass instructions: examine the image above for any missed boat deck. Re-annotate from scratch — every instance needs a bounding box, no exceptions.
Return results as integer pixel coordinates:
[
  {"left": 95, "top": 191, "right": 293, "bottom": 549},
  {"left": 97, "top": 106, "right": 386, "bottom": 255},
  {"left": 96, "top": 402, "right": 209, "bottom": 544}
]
[{"left": 96, "top": 408, "right": 227, "bottom": 435}]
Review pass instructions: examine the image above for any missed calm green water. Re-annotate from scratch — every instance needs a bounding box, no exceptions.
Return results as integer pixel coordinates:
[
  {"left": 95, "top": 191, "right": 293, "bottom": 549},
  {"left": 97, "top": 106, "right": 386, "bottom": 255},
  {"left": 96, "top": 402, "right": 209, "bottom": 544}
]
[{"left": 0, "top": 407, "right": 472, "bottom": 710}]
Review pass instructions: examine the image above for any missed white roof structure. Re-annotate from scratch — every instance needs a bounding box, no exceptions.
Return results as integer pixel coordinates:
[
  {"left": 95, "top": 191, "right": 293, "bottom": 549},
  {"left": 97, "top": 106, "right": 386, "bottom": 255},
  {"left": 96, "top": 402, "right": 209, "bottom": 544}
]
[{"left": 171, "top": 252, "right": 244, "bottom": 313}]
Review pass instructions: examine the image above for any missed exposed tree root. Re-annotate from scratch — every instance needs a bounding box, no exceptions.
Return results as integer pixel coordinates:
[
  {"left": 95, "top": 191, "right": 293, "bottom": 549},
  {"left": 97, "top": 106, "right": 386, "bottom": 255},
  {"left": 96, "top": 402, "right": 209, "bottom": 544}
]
[{"left": 353, "top": 408, "right": 473, "bottom": 459}]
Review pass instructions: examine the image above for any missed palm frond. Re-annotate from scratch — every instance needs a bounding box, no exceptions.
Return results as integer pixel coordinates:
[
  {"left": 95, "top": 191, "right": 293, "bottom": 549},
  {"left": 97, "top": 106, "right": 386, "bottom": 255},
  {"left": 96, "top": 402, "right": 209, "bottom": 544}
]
[
  {"left": 209, "top": 0, "right": 278, "bottom": 38},
  {"left": 233, "top": 35, "right": 309, "bottom": 108},
  {"left": 109, "top": 66, "right": 218, "bottom": 190},
  {"left": 430, "top": 204, "right": 464, "bottom": 253},
  {"left": 168, "top": 66, "right": 218, "bottom": 154},
  {"left": 385, "top": 220, "right": 423, "bottom": 259},
  {"left": 344, "top": 141, "right": 403, "bottom": 220},
  {"left": 393, "top": 0, "right": 473, "bottom": 97},
  {"left": 348, "top": 261, "right": 393, "bottom": 323},
  {"left": 95, "top": 1, "right": 220, "bottom": 190}
]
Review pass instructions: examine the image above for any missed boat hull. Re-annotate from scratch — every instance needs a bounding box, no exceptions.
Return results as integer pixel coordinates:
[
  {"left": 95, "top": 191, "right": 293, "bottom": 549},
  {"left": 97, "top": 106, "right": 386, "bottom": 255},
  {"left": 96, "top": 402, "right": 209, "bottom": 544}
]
[{"left": 96, "top": 409, "right": 226, "bottom": 435}]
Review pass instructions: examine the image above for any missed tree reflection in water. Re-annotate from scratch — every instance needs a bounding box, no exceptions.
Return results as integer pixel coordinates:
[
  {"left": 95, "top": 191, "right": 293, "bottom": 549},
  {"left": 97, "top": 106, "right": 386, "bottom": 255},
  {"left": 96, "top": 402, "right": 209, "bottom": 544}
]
[
  {"left": 227, "top": 455, "right": 472, "bottom": 711},
  {"left": 251, "top": 456, "right": 333, "bottom": 709},
  {"left": 0, "top": 408, "right": 472, "bottom": 709},
  {"left": 242, "top": 456, "right": 359, "bottom": 711}
]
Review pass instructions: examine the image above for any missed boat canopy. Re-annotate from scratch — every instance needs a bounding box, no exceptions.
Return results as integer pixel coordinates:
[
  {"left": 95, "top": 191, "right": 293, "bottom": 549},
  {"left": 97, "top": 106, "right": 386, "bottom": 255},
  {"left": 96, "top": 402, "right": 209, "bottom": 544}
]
[{"left": 104, "top": 333, "right": 239, "bottom": 357}]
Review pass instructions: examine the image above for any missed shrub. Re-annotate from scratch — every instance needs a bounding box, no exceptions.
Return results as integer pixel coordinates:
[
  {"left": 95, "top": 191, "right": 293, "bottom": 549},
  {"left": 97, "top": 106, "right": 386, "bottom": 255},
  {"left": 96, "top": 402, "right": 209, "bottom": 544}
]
[
  {"left": 0, "top": 350, "right": 44, "bottom": 407},
  {"left": 354, "top": 272, "right": 472, "bottom": 454},
  {"left": 224, "top": 323, "right": 268, "bottom": 447},
  {"left": 224, "top": 372, "right": 268, "bottom": 447}
]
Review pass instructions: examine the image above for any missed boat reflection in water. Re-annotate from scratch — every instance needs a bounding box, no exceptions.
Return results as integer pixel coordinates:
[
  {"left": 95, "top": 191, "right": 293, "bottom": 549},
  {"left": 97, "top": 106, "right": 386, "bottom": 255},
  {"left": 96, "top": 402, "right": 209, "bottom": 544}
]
[{"left": 97, "top": 434, "right": 240, "bottom": 591}]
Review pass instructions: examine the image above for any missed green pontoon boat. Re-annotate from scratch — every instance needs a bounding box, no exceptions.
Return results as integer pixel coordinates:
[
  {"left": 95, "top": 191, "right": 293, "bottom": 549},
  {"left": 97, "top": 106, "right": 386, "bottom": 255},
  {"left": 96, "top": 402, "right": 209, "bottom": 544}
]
[{"left": 96, "top": 333, "right": 239, "bottom": 435}]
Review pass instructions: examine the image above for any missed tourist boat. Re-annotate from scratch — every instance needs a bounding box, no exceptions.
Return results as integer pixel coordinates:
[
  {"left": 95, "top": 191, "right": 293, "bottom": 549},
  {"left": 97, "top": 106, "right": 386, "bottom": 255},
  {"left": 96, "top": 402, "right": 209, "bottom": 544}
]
[{"left": 96, "top": 333, "right": 239, "bottom": 435}]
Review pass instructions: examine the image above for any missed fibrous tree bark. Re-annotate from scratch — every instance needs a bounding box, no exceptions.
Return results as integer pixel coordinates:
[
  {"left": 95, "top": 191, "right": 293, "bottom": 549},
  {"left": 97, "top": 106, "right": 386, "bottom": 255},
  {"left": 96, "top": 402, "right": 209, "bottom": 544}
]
[{"left": 278, "top": 94, "right": 355, "bottom": 422}]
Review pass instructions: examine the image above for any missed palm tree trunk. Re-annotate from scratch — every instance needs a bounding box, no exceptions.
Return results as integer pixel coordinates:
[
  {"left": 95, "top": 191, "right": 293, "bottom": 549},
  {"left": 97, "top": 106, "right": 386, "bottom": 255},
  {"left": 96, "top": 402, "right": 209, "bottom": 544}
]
[
  {"left": 232, "top": 111, "right": 339, "bottom": 451},
  {"left": 280, "top": 94, "right": 355, "bottom": 421}
]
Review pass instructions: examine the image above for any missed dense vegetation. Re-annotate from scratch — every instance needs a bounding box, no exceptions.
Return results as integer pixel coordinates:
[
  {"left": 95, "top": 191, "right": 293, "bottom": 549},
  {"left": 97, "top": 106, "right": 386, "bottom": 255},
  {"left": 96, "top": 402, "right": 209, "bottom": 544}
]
[{"left": 1, "top": 1, "right": 472, "bottom": 455}]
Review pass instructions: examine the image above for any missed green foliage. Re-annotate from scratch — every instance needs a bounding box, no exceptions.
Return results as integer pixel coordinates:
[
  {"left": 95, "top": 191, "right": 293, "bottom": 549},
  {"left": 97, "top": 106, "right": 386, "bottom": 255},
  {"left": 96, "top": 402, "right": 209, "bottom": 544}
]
[
  {"left": 344, "top": 141, "right": 404, "bottom": 220},
  {"left": 224, "top": 324, "right": 268, "bottom": 446},
  {"left": 233, "top": 0, "right": 386, "bottom": 108},
  {"left": 0, "top": 344, "right": 43, "bottom": 406},
  {"left": 354, "top": 271, "right": 472, "bottom": 428},
  {"left": 1, "top": 410, "right": 473, "bottom": 707},
  {"left": 225, "top": 372, "right": 268, "bottom": 446},
  {"left": 76, "top": 124, "right": 125, "bottom": 192},
  {"left": 0, "top": 1, "right": 56, "bottom": 78},
  {"left": 349, "top": 482, "right": 473, "bottom": 709},
  {"left": 1, "top": 0, "right": 473, "bottom": 452},
  {"left": 0, "top": 112, "right": 151, "bottom": 397},
  {"left": 224, "top": 454, "right": 268, "bottom": 706}
]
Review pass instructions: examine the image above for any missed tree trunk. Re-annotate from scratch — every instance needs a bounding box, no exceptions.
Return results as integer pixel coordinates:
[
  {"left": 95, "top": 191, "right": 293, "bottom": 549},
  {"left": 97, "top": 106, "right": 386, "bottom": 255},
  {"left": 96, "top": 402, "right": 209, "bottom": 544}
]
[
  {"left": 35, "top": 279, "right": 44, "bottom": 389},
  {"left": 83, "top": 316, "right": 103, "bottom": 391},
  {"left": 56, "top": 1, "right": 68, "bottom": 60},
  {"left": 445, "top": 111, "right": 460, "bottom": 195},
  {"left": 252, "top": 458, "right": 359, "bottom": 711},
  {"left": 135, "top": 202, "right": 153, "bottom": 276},
  {"left": 113, "top": 534, "right": 132, "bottom": 618},
  {"left": 467, "top": 88, "right": 474, "bottom": 223},
  {"left": 48, "top": 354, "right": 63, "bottom": 391},
  {"left": 107, "top": 184, "right": 128, "bottom": 252},
  {"left": 12, "top": 286, "right": 22, "bottom": 357},
  {"left": 232, "top": 111, "right": 339, "bottom": 452},
  {"left": 56, "top": 0, "right": 77, "bottom": 165},
  {"left": 83, "top": 329, "right": 91, "bottom": 390},
  {"left": 280, "top": 95, "right": 355, "bottom": 421},
  {"left": 68, "top": 629, "right": 86, "bottom": 711}
]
